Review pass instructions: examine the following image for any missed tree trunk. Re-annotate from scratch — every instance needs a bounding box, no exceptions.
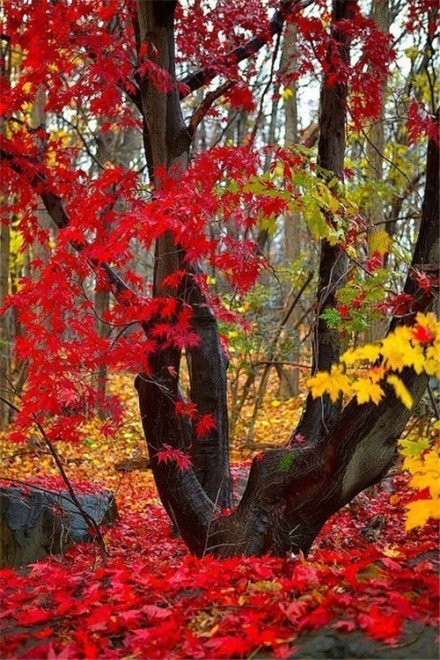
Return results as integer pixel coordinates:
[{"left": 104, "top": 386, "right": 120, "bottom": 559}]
[
  {"left": 280, "top": 21, "right": 301, "bottom": 399},
  {"left": 292, "top": 0, "right": 352, "bottom": 444},
  {"left": 0, "top": 220, "right": 11, "bottom": 429},
  {"left": 0, "top": 39, "right": 12, "bottom": 429},
  {"left": 134, "top": 1, "right": 438, "bottom": 558},
  {"left": 135, "top": 0, "right": 232, "bottom": 509},
  {"left": 365, "top": 0, "right": 390, "bottom": 343}
]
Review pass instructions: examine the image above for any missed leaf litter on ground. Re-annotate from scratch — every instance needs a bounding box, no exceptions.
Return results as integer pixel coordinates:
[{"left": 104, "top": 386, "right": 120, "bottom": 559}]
[{"left": 0, "top": 374, "right": 438, "bottom": 658}]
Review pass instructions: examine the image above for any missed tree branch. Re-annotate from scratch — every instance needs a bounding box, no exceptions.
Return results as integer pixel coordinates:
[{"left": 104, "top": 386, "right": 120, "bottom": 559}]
[
  {"left": 179, "top": 0, "right": 314, "bottom": 99},
  {"left": 0, "top": 147, "right": 137, "bottom": 301},
  {"left": 188, "top": 80, "right": 236, "bottom": 138}
]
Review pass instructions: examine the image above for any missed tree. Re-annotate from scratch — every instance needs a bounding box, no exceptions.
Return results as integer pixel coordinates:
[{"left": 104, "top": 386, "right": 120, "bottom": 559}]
[{"left": 0, "top": 0, "right": 438, "bottom": 557}]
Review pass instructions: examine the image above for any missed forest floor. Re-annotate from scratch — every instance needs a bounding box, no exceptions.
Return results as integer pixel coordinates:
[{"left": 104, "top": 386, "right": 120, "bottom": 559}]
[{"left": 0, "top": 374, "right": 438, "bottom": 659}]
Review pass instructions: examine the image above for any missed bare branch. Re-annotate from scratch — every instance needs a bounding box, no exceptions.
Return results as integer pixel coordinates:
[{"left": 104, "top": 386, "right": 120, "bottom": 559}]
[{"left": 188, "top": 80, "right": 236, "bottom": 138}]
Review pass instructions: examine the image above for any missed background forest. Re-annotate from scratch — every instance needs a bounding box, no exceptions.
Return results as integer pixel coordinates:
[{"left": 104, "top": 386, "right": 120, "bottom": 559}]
[{"left": 0, "top": 0, "right": 439, "bottom": 657}]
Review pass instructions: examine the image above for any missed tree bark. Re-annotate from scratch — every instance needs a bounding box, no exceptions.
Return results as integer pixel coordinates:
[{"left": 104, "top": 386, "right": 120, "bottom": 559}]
[
  {"left": 280, "top": 21, "right": 302, "bottom": 399},
  {"left": 365, "top": 0, "right": 390, "bottom": 343},
  {"left": 0, "top": 220, "right": 11, "bottom": 429},
  {"left": 135, "top": 0, "right": 232, "bottom": 509},
  {"left": 204, "top": 117, "right": 439, "bottom": 557},
  {"left": 293, "top": 0, "right": 352, "bottom": 444},
  {"left": 0, "top": 39, "right": 12, "bottom": 429}
]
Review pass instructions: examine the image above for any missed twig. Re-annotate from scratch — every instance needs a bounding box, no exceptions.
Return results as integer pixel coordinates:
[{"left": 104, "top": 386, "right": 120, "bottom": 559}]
[{"left": 188, "top": 81, "right": 236, "bottom": 138}]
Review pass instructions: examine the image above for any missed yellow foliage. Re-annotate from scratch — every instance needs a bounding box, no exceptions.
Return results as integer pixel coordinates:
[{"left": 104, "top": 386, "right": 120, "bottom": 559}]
[
  {"left": 307, "top": 365, "right": 351, "bottom": 403},
  {"left": 386, "top": 374, "right": 413, "bottom": 409},
  {"left": 351, "top": 379, "right": 384, "bottom": 405},
  {"left": 425, "top": 342, "right": 440, "bottom": 377},
  {"left": 380, "top": 328, "right": 413, "bottom": 372},
  {"left": 405, "top": 497, "right": 440, "bottom": 531},
  {"left": 307, "top": 312, "right": 440, "bottom": 532},
  {"left": 368, "top": 228, "right": 392, "bottom": 256},
  {"left": 308, "top": 313, "right": 440, "bottom": 408},
  {"left": 341, "top": 344, "right": 380, "bottom": 366},
  {"left": 404, "top": 449, "right": 440, "bottom": 499}
]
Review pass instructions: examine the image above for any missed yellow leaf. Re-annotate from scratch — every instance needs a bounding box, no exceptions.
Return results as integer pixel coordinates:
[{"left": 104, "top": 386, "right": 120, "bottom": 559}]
[
  {"left": 386, "top": 374, "right": 413, "bottom": 409},
  {"left": 342, "top": 343, "right": 380, "bottom": 366},
  {"left": 380, "top": 328, "right": 412, "bottom": 372},
  {"left": 352, "top": 379, "right": 384, "bottom": 405},
  {"left": 425, "top": 343, "right": 440, "bottom": 377},
  {"left": 280, "top": 87, "right": 294, "bottom": 99},
  {"left": 368, "top": 228, "right": 391, "bottom": 256},
  {"left": 405, "top": 497, "right": 440, "bottom": 530},
  {"left": 403, "top": 344, "right": 426, "bottom": 374},
  {"left": 307, "top": 365, "right": 351, "bottom": 403},
  {"left": 408, "top": 449, "right": 440, "bottom": 498}
]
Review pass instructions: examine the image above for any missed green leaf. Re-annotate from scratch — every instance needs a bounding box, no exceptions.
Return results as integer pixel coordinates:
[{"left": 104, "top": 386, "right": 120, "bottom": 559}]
[
  {"left": 399, "top": 437, "right": 430, "bottom": 457},
  {"left": 278, "top": 451, "right": 297, "bottom": 472},
  {"left": 320, "top": 308, "right": 342, "bottom": 329},
  {"left": 351, "top": 312, "right": 369, "bottom": 332}
]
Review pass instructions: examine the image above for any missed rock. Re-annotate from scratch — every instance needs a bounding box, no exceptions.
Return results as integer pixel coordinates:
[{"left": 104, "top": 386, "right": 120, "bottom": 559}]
[
  {"left": 0, "top": 485, "right": 117, "bottom": 568},
  {"left": 289, "top": 621, "right": 437, "bottom": 659}
]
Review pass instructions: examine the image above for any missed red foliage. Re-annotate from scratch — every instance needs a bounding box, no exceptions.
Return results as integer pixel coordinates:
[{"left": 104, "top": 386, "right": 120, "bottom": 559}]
[
  {"left": 227, "top": 83, "right": 256, "bottom": 112},
  {"left": 0, "top": 472, "right": 438, "bottom": 658},
  {"left": 407, "top": 100, "right": 439, "bottom": 146},
  {"left": 405, "top": 0, "right": 439, "bottom": 35},
  {"left": 156, "top": 445, "right": 192, "bottom": 470}
]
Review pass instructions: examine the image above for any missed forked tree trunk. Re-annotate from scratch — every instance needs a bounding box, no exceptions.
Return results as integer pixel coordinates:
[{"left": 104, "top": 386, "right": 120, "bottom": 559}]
[
  {"left": 133, "top": 0, "right": 438, "bottom": 558},
  {"left": 185, "top": 121, "right": 438, "bottom": 558}
]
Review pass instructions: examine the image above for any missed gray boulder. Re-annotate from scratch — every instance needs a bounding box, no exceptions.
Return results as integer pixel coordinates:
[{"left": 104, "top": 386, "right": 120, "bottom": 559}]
[{"left": 0, "top": 485, "right": 117, "bottom": 567}]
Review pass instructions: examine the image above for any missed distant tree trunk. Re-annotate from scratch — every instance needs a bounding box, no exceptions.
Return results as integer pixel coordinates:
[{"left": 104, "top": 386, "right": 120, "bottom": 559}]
[
  {"left": 279, "top": 21, "right": 301, "bottom": 399},
  {"left": 31, "top": 86, "right": 52, "bottom": 276},
  {"left": 0, "top": 37, "right": 12, "bottom": 429},
  {"left": 91, "top": 129, "right": 115, "bottom": 414},
  {"left": 365, "top": 0, "right": 390, "bottom": 343},
  {"left": 0, "top": 220, "right": 11, "bottom": 429},
  {"left": 92, "top": 115, "right": 143, "bottom": 414}
]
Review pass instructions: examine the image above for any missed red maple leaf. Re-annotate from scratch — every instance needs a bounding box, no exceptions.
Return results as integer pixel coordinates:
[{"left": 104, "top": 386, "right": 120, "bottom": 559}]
[
  {"left": 407, "top": 100, "right": 439, "bottom": 145},
  {"left": 412, "top": 323, "right": 434, "bottom": 345},
  {"left": 195, "top": 413, "right": 216, "bottom": 437},
  {"left": 156, "top": 444, "right": 192, "bottom": 470},
  {"left": 227, "top": 83, "right": 255, "bottom": 112}
]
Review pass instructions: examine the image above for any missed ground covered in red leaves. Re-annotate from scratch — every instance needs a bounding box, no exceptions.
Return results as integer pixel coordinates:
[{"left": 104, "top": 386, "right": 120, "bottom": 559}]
[{"left": 0, "top": 467, "right": 438, "bottom": 659}]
